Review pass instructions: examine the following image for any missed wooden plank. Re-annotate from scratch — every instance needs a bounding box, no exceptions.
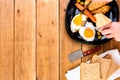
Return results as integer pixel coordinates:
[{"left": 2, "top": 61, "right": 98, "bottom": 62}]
[
  {"left": 60, "top": 0, "right": 82, "bottom": 80},
  {"left": 103, "top": 40, "right": 118, "bottom": 52},
  {"left": 0, "top": 0, "right": 14, "bottom": 80},
  {"left": 15, "top": 0, "right": 36, "bottom": 80},
  {"left": 37, "top": 0, "right": 59, "bottom": 80}
]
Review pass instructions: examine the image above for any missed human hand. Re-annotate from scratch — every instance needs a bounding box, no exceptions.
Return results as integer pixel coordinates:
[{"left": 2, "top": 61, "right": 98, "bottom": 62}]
[
  {"left": 98, "top": 22, "right": 120, "bottom": 41},
  {"left": 92, "top": 0, "right": 112, "bottom": 2}
]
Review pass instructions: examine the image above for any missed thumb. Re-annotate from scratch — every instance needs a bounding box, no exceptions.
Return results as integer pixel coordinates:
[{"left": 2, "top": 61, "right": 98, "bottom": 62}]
[{"left": 92, "top": 0, "right": 112, "bottom": 2}]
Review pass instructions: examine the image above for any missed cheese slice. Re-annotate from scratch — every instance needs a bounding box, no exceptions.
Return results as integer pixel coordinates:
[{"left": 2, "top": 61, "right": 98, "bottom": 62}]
[{"left": 94, "top": 13, "right": 112, "bottom": 28}]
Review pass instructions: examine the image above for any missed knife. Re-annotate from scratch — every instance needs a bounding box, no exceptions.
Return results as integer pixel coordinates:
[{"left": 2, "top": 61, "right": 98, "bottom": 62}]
[{"left": 68, "top": 46, "right": 102, "bottom": 62}]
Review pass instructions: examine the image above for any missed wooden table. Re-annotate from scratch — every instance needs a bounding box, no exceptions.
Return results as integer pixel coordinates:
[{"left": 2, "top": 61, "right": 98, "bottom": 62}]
[{"left": 0, "top": 0, "right": 120, "bottom": 80}]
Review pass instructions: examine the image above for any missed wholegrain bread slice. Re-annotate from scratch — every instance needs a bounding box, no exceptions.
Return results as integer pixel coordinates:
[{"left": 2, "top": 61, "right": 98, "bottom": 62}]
[
  {"left": 80, "top": 63, "right": 100, "bottom": 80},
  {"left": 91, "top": 55, "right": 111, "bottom": 79},
  {"left": 103, "top": 54, "right": 112, "bottom": 59},
  {"left": 103, "top": 54, "right": 120, "bottom": 79}
]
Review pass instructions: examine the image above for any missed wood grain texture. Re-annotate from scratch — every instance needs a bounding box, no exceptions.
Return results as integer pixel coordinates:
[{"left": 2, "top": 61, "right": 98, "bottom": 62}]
[
  {"left": 0, "top": 0, "right": 14, "bottom": 80},
  {"left": 15, "top": 0, "right": 36, "bottom": 80},
  {"left": 103, "top": 40, "right": 118, "bottom": 52},
  {"left": 0, "top": 0, "right": 120, "bottom": 80},
  {"left": 37, "top": 0, "right": 59, "bottom": 80},
  {"left": 60, "top": 0, "right": 81, "bottom": 80}
]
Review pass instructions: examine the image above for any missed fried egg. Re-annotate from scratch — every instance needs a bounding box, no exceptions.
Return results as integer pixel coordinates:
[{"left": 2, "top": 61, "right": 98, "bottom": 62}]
[
  {"left": 71, "top": 14, "right": 87, "bottom": 33},
  {"left": 79, "top": 22, "right": 95, "bottom": 41}
]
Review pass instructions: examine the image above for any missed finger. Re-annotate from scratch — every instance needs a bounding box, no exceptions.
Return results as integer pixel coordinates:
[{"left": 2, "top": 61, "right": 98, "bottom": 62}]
[
  {"left": 101, "top": 29, "right": 112, "bottom": 35},
  {"left": 92, "top": 0, "right": 112, "bottom": 2},
  {"left": 114, "top": 38, "right": 120, "bottom": 42},
  {"left": 105, "top": 34, "right": 113, "bottom": 39},
  {"left": 92, "top": 0, "right": 104, "bottom": 2},
  {"left": 98, "top": 23, "right": 111, "bottom": 32}
]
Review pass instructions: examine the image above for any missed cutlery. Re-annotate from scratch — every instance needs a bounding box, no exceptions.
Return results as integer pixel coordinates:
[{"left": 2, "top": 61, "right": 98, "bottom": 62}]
[{"left": 68, "top": 46, "right": 102, "bottom": 62}]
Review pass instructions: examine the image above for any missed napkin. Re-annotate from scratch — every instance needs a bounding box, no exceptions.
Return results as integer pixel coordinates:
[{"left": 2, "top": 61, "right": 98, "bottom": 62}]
[{"left": 65, "top": 49, "right": 120, "bottom": 80}]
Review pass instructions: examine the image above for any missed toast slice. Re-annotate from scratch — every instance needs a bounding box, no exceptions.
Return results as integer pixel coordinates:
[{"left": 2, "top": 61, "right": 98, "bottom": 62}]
[
  {"left": 88, "top": 0, "right": 113, "bottom": 11},
  {"left": 103, "top": 54, "right": 120, "bottom": 79},
  {"left": 104, "top": 54, "right": 112, "bottom": 59},
  {"left": 91, "top": 55, "right": 111, "bottom": 79},
  {"left": 80, "top": 63, "right": 100, "bottom": 80},
  {"left": 91, "top": 5, "right": 110, "bottom": 14},
  {"left": 88, "top": 2, "right": 107, "bottom": 11}
]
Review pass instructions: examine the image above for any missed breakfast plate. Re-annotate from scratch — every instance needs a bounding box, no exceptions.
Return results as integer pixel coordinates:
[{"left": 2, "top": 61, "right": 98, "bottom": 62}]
[{"left": 65, "top": 0, "right": 119, "bottom": 45}]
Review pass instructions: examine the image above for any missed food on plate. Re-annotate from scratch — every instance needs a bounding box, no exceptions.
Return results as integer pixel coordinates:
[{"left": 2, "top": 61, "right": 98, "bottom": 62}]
[
  {"left": 104, "top": 54, "right": 120, "bottom": 79},
  {"left": 75, "top": 3, "right": 96, "bottom": 23},
  {"left": 97, "top": 31, "right": 102, "bottom": 39},
  {"left": 94, "top": 13, "right": 112, "bottom": 28},
  {"left": 75, "top": 3, "right": 84, "bottom": 10},
  {"left": 70, "top": 14, "right": 87, "bottom": 33},
  {"left": 76, "top": 0, "right": 80, "bottom": 3},
  {"left": 98, "top": 35, "right": 102, "bottom": 39},
  {"left": 91, "top": 55, "right": 111, "bottom": 79},
  {"left": 85, "top": 0, "right": 111, "bottom": 14},
  {"left": 80, "top": 2, "right": 84, "bottom": 5},
  {"left": 97, "top": 31, "right": 101, "bottom": 35},
  {"left": 76, "top": 0, "right": 85, "bottom": 5},
  {"left": 69, "top": 0, "right": 114, "bottom": 42},
  {"left": 84, "top": 0, "right": 91, "bottom": 7},
  {"left": 107, "top": 60, "right": 120, "bottom": 79},
  {"left": 80, "top": 63, "right": 100, "bottom": 80},
  {"left": 80, "top": 54, "right": 120, "bottom": 80},
  {"left": 103, "top": 54, "right": 112, "bottom": 59},
  {"left": 88, "top": 2, "right": 108, "bottom": 11},
  {"left": 79, "top": 23, "right": 95, "bottom": 41},
  {"left": 91, "top": 5, "right": 111, "bottom": 14}
]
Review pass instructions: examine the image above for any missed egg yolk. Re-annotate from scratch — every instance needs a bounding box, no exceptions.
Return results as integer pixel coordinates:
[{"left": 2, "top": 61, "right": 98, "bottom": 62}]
[
  {"left": 84, "top": 28, "right": 94, "bottom": 38},
  {"left": 73, "top": 14, "right": 82, "bottom": 26}
]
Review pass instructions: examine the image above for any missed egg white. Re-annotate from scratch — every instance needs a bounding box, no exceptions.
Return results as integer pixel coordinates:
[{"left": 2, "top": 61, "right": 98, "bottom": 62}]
[
  {"left": 70, "top": 14, "right": 87, "bottom": 33},
  {"left": 84, "top": 22, "right": 95, "bottom": 28},
  {"left": 79, "top": 26, "right": 95, "bottom": 41}
]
